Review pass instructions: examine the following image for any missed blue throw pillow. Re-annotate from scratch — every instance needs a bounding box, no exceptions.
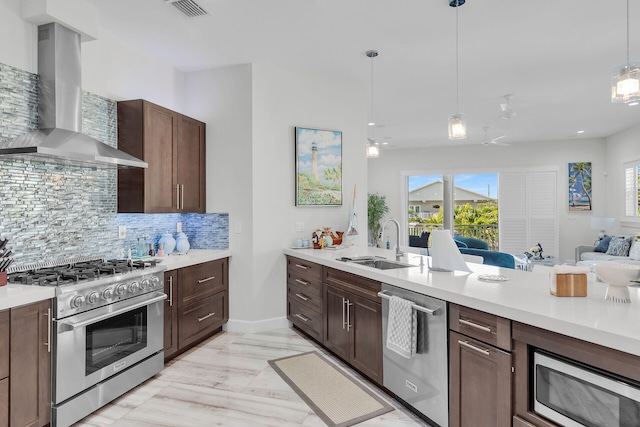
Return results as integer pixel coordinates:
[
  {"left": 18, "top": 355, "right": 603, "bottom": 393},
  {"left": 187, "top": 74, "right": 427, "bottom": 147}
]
[
  {"left": 606, "top": 236, "right": 632, "bottom": 256},
  {"left": 594, "top": 235, "right": 611, "bottom": 252}
]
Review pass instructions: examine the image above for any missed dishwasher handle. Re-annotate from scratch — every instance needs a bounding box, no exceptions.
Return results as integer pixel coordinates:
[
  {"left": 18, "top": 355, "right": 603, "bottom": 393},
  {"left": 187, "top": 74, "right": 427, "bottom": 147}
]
[{"left": 377, "top": 291, "right": 439, "bottom": 316}]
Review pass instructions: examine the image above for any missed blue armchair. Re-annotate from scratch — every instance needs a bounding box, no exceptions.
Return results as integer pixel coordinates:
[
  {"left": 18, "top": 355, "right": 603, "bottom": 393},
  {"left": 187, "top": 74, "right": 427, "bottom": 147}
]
[
  {"left": 453, "top": 236, "right": 490, "bottom": 250},
  {"left": 453, "top": 237, "right": 515, "bottom": 269},
  {"left": 458, "top": 247, "right": 516, "bottom": 269}
]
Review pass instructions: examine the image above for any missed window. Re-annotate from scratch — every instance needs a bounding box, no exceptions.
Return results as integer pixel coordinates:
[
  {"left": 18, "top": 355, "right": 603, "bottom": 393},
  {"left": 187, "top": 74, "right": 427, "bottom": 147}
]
[{"left": 624, "top": 160, "right": 640, "bottom": 219}]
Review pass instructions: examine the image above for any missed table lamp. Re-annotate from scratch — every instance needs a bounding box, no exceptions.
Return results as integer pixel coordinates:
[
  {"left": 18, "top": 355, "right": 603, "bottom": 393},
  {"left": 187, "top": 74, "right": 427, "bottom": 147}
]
[{"left": 590, "top": 217, "right": 615, "bottom": 238}]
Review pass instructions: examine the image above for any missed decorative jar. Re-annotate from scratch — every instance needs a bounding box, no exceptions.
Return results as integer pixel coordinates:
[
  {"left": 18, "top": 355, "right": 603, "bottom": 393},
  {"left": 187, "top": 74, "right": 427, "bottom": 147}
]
[
  {"left": 175, "top": 232, "right": 190, "bottom": 254},
  {"left": 158, "top": 233, "right": 176, "bottom": 255}
]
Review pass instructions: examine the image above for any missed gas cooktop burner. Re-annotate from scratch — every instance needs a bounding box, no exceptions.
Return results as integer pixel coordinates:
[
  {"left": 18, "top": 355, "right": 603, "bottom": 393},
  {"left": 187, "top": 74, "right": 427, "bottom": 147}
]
[{"left": 8, "top": 258, "right": 160, "bottom": 287}]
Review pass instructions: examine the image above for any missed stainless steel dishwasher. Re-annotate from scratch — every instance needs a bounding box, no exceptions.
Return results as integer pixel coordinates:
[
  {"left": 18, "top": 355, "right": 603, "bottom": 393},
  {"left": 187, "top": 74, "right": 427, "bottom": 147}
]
[{"left": 379, "top": 283, "right": 448, "bottom": 427}]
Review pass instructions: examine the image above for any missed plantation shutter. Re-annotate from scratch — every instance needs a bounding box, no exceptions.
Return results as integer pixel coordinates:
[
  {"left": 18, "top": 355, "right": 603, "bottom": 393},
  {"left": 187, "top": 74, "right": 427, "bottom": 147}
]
[
  {"left": 624, "top": 161, "right": 639, "bottom": 218},
  {"left": 499, "top": 170, "right": 558, "bottom": 256}
]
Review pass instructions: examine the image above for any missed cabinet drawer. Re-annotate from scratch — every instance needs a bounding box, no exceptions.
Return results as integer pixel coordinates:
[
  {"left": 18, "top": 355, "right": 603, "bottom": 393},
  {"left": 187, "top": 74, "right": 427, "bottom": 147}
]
[
  {"left": 323, "top": 267, "right": 381, "bottom": 302},
  {"left": 179, "top": 258, "right": 227, "bottom": 307},
  {"left": 287, "top": 256, "right": 322, "bottom": 282},
  {"left": 288, "top": 282, "right": 322, "bottom": 312},
  {"left": 449, "top": 304, "right": 511, "bottom": 351},
  {"left": 178, "top": 291, "right": 227, "bottom": 349},
  {"left": 0, "top": 311, "right": 7, "bottom": 380},
  {"left": 288, "top": 298, "right": 322, "bottom": 342}
]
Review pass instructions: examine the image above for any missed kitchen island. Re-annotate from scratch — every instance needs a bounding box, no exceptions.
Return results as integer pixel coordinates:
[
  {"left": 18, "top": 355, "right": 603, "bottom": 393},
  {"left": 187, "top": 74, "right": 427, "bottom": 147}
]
[
  {"left": 284, "top": 246, "right": 640, "bottom": 357},
  {"left": 284, "top": 246, "right": 640, "bottom": 426}
]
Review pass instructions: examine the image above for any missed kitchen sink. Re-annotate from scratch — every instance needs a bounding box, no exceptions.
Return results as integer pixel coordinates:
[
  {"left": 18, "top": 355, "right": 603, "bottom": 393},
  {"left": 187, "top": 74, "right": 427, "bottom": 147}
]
[{"left": 337, "top": 257, "right": 416, "bottom": 270}]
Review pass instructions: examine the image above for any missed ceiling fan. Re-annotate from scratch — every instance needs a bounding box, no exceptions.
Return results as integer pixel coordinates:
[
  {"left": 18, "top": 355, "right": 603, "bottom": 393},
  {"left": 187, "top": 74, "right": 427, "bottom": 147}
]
[
  {"left": 481, "top": 127, "right": 510, "bottom": 146},
  {"left": 500, "top": 94, "right": 517, "bottom": 119}
]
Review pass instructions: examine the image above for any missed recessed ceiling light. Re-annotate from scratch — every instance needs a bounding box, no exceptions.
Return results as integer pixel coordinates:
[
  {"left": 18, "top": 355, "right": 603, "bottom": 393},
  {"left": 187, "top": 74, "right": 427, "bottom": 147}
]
[
  {"left": 577, "top": 130, "right": 585, "bottom": 134},
  {"left": 382, "top": 142, "right": 389, "bottom": 145},
  {"left": 368, "top": 122, "right": 375, "bottom": 126}
]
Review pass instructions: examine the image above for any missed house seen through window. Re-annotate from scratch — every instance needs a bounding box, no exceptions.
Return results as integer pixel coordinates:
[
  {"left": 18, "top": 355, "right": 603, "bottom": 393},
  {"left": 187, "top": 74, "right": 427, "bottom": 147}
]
[{"left": 408, "top": 173, "right": 499, "bottom": 250}]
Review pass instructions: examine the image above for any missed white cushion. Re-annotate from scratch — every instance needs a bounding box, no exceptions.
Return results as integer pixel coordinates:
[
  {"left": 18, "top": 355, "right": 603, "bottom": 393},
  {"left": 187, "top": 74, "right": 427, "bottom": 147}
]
[
  {"left": 581, "top": 252, "right": 630, "bottom": 261},
  {"left": 629, "top": 241, "right": 640, "bottom": 261}
]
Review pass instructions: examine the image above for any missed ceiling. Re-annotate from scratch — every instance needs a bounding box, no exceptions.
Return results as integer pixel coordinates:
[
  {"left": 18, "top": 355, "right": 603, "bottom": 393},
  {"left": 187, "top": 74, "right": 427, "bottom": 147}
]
[{"left": 85, "top": 0, "right": 640, "bottom": 150}]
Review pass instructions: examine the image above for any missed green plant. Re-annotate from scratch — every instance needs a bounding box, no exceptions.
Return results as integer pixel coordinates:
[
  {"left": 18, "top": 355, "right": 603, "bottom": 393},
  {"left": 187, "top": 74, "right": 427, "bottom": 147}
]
[{"left": 368, "top": 193, "right": 389, "bottom": 245}]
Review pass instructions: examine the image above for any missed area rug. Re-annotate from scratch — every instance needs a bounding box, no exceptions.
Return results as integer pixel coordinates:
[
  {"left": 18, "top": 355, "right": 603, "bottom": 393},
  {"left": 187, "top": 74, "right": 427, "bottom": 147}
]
[{"left": 268, "top": 351, "right": 394, "bottom": 426}]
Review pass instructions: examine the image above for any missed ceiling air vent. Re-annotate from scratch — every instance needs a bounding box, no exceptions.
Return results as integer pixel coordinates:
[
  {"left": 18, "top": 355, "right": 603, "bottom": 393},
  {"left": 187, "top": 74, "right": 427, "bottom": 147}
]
[{"left": 165, "top": 0, "right": 209, "bottom": 18}]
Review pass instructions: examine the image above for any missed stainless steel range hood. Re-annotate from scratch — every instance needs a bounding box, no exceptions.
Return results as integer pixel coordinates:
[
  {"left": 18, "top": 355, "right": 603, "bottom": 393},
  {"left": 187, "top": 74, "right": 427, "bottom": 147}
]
[{"left": 0, "top": 23, "right": 147, "bottom": 169}]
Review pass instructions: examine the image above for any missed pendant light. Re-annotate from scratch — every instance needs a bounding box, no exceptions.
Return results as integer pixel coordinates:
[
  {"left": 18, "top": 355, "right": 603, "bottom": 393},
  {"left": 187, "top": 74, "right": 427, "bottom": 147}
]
[
  {"left": 366, "top": 50, "right": 380, "bottom": 158},
  {"left": 612, "top": 0, "right": 640, "bottom": 105},
  {"left": 448, "top": 0, "right": 467, "bottom": 139}
]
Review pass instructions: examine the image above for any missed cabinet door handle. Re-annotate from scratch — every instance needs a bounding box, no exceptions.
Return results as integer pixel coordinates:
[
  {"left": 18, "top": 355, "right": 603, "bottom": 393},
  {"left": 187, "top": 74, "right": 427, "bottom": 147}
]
[
  {"left": 346, "top": 300, "right": 353, "bottom": 332},
  {"left": 44, "top": 308, "right": 51, "bottom": 353},
  {"left": 294, "top": 313, "right": 310, "bottom": 322},
  {"left": 181, "top": 184, "right": 184, "bottom": 209},
  {"left": 294, "top": 263, "right": 309, "bottom": 270},
  {"left": 459, "top": 318, "right": 492, "bottom": 333},
  {"left": 198, "top": 312, "right": 216, "bottom": 322},
  {"left": 458, "top": 340, "right": 490, "bottom": 356},
  {"left": 198, "top": 276, "right": 216, "bottom": 284},
  {"left": 168, "top": 275, "right": 173, "bottom": 307},
  {"left": 176, "top": 184, "right": 180, "bottom": 209},
  {"left": 342, "top": 298, "right": 346, "bottom": 330},
  {"left": 295, "top": 293, "right": 309, "bottom": 301},
  {"left": 294, "top": 278, "right": 309, "bottom": 286}
]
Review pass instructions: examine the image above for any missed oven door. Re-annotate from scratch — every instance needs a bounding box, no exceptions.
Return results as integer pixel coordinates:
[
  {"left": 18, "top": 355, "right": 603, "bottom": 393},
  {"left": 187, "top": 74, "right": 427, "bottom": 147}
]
[
  {"left": 53, "top": 291, "right": 166, "bottom": 404},
  {"left": 534, "top": 351, "right": 640, "bottom": 427}
]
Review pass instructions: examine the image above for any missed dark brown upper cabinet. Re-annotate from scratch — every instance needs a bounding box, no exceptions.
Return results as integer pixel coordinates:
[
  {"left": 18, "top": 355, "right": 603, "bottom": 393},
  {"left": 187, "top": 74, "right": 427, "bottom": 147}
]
[{"left": 117, "top": 99, "right": 206, "bottom": 213}]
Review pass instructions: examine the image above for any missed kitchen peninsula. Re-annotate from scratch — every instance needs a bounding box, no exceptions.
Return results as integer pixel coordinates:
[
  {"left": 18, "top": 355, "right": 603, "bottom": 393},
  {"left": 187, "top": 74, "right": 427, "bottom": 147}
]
[{"left": 284, "top": 246, "right": 640, "bottom": 426}]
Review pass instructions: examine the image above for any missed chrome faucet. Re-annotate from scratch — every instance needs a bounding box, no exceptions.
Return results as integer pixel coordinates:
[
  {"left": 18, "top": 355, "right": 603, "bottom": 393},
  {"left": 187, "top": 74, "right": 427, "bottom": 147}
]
[{"left": 382, "top": 219, "right": 404, "bottom": 261}]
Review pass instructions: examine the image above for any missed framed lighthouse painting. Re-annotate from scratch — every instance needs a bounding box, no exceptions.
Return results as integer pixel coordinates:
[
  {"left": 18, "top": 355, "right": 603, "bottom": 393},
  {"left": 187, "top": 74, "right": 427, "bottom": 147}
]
[{"left": 295, "top": 127, "right": 342, "bottom": 206}]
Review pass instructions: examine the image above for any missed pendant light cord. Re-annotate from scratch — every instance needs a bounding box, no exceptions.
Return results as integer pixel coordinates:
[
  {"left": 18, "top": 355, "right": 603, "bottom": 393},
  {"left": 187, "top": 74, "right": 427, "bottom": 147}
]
[
  {"left": 455, "top": 0, "right": 460, "bottom": 112},
  {"left": 627, "top": 0, "right": 630, "bottom": 65},
  {"left": 371, "top": 55, "right": 375, "bottom": 126}
]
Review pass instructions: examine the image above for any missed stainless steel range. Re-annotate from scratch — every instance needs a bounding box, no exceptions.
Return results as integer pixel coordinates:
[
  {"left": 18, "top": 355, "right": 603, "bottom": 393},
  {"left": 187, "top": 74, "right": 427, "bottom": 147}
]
[{"left": 8, "top": 257, "right": 167, "bottom": 427}]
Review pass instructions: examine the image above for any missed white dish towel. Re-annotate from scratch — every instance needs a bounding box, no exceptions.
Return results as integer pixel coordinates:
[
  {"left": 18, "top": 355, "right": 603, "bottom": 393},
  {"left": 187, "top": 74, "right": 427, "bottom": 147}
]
[{"left": 386, "top": 296, "right": 417, "bottom": 359}]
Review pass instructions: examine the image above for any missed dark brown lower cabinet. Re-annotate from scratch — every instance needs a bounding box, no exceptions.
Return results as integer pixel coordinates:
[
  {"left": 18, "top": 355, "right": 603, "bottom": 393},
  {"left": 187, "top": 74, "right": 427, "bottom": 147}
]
[
  {"left": 164, "top": 270, "right": 179, "bottom": 359},
  {"left": 449, "top": 330, "right": 511, "bottom": 427},
  {"left": 0, "top": 378, "right": 7, "bottom": 427},
  {"left": 10, "top": 300, "right": 51, "bottom": 427},
  {"left": 322, "top": 267, "right": 382, "bottom": 386},
  {"left": 164, "top": 259, "right": 229, "bottom": 362}
]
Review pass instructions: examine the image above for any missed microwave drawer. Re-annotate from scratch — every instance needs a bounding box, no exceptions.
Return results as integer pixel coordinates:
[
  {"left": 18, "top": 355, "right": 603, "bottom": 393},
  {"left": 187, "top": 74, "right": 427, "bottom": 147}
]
[{"left": 449, "top": 304, "right": 511, "bottom": 351}]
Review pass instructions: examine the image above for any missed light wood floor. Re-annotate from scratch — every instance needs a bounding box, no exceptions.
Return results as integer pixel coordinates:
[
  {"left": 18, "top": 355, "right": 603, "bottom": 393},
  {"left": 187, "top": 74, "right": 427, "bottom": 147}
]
[{"left": 75, "top": 328, "right": 431, "bottom": 426}]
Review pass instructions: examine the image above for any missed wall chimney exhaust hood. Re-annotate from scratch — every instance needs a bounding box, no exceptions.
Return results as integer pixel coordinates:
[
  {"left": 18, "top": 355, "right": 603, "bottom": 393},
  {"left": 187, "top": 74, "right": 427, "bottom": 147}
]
[{"left": 0, "top": 23, "right": 147, "bottom": 169}]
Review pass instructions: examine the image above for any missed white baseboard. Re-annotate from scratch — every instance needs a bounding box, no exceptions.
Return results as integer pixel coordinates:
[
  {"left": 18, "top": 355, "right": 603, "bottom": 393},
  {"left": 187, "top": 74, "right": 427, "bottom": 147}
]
[{"left": 223, "top": 316, "right": 289, "bottom": 334}]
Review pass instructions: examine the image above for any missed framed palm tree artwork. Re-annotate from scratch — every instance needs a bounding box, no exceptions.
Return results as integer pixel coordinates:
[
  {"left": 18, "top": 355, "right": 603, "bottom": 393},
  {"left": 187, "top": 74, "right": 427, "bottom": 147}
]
[
  {"left": 569, "top": 162, "right": 592, "bottom": 211},
  {"left": 295, "top": 127, "right": 342, "bottom": 206}
]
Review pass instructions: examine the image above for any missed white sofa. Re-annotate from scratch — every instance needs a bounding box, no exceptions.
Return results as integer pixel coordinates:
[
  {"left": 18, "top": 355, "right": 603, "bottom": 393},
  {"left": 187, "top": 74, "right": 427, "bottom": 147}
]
[{"left": 575, "top": 243, "right": 640, "bottom": 266}]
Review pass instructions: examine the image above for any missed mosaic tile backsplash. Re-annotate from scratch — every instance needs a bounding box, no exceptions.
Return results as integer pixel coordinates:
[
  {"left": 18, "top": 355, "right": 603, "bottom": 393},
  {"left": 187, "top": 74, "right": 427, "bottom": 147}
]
[{"left": 0, "top": 62, "right": 228, "bottom": 267}]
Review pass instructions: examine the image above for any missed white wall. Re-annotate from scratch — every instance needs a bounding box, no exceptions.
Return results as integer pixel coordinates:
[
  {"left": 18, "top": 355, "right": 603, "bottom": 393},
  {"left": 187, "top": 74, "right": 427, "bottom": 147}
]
[
  {"left": 246, "top": 61, "right": 368, "bottom": 326},
  {"left": 182, "top": 61, "right": 369, "bottom": 330},
  {"left": 605, "top": 122, "right": 640, "bottom": 234},
  {"left": 368, "top": 139, "right": 607, "bottom": 261},
  {"left": 184, "top": 64, "right": 254, "bottom": 329},
  {"left": 82, "top": 30, "right": 185, "bottom": 110},
  {"left": 0, "top": 0, "right": 37, "bottom": 72}
]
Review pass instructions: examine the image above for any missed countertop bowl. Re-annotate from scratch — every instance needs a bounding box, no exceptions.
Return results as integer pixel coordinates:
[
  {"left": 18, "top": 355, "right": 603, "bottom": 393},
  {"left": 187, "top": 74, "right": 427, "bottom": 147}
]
[{"left": 594, "top": 263, "right": 640, "bottom": 286}]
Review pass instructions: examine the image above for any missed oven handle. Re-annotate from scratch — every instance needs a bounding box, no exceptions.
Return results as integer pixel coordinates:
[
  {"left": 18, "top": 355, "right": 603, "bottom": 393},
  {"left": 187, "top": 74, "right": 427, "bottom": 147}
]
[{"left": 58, "top": 292, "right": 167, "bottom": 331}]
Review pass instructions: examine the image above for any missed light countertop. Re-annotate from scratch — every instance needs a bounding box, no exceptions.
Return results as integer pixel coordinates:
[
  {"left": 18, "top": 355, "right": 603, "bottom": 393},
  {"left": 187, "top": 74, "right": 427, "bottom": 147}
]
[
  {"left": 0, "top": 284, "right": 56, "bottom": 311},
  {"left": 284, "top": 246, "right": 640, "bottom": 357},
  {"left": 160, "top": 249, "right": 232, "bottom": 271}
]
